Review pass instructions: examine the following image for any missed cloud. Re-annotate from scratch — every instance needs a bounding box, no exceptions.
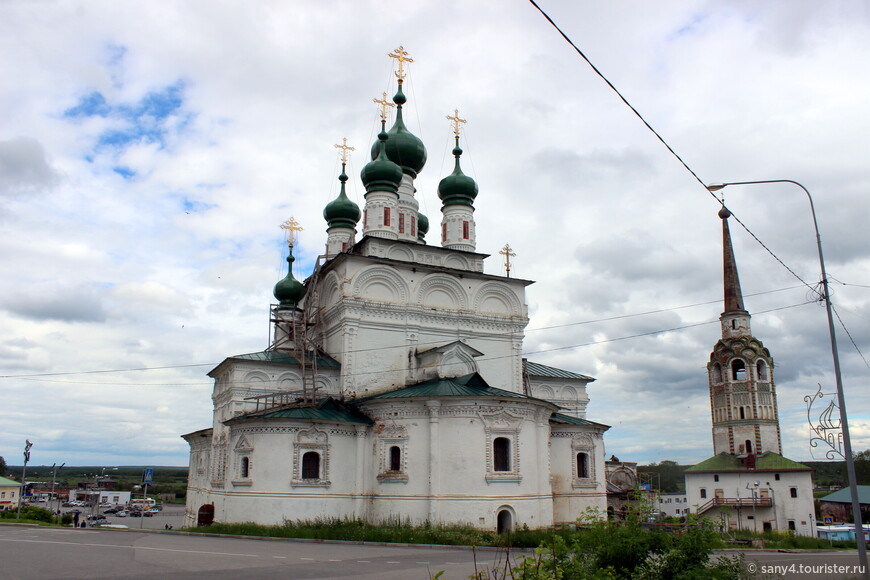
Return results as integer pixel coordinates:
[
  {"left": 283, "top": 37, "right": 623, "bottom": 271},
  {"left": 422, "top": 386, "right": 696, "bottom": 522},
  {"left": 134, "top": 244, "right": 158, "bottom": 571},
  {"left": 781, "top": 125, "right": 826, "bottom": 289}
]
[
  {"left": 1, "top": 282, "right": 107, "bottom": 322},
  {"left": 0, "top": 137, "right": 61, "bottom": 195}
]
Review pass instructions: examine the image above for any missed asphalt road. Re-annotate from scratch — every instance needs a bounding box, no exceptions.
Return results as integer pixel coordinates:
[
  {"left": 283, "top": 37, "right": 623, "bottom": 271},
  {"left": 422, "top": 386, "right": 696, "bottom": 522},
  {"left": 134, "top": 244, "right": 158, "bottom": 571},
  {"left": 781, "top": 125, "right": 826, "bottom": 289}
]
[
  {"left": 1, "top": 523, "right": 868, "bottom": 579},
  {"left": 0, "top": 525, "right": 518, "bottom": 579}
]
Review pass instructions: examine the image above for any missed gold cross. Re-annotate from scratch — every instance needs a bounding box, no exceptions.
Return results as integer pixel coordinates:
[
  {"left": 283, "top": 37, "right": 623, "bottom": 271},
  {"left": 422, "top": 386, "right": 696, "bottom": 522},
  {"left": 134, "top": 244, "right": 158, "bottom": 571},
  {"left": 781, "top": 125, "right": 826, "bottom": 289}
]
[
  {"left": 280, "top": 217, "right": 303, "bottom": 246},
  {"left": 388, "top": 46, "right": 414, "bottom": 80},
  {"left": 446, "top": 109, "right": 467, "bottom": 138},
  {"left": 334, "top": 137, "right": 355, "bottom": 164},
  {"left": 373, "top": 92, "right": 395, "bottom": 121},
  {"left": 499, "top": 243, "right": 516, "bottom": 277}
]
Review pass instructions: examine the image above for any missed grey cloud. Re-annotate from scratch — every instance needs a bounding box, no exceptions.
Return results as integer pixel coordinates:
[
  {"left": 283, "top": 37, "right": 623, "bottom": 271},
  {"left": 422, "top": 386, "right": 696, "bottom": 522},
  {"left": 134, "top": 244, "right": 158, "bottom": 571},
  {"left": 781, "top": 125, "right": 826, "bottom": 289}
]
[
  {"left": 2, "top": 282, "right": 107, "bottom": 322},
  {"left": 0, "top": 137, "right": 61, "bottom": 195}
]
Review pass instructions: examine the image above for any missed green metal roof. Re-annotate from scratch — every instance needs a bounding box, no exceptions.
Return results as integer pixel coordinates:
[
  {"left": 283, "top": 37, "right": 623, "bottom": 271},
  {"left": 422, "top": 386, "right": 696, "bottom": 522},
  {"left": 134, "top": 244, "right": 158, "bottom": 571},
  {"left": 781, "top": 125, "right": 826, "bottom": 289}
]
[
  {"left": 819, "top": 486, "right": 870, "bottom": 504},
  {"left": 230, "top": 398, "right": 372, "bottom": 425},
  {"left": 359, "top": 373, "right": 536, "bottom": 401},
  {"left": 229, "top": 350, "right": 341, "bottom": 369},
  {"left": 0, "top": 476, "right": 20, "bottom": 486},
  {"left": 525, "top": 361, "right": 595, "bottom": 381},
  {"left": 550, "top": 412, "right": 610, "bottom": 429},
  {"left": 685, "top": 452, "right": 812, "bottom": 473}
]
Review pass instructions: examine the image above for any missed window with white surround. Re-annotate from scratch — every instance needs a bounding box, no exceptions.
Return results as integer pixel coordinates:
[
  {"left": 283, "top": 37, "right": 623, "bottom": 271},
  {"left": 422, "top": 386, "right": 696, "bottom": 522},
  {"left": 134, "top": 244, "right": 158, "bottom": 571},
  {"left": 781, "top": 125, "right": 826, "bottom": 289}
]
[
  {"left": 377, "top": 425, "right": 409, "bottom": 483},
  {"left": 232, "top": 435, "right": 253, "bottom": 486},
  {"left": 572, "top": 435, "right": 596, "bottom": 488},
  {"left": 292, "top": 427, "right": 330, "bottom": 487},
  {"left": 483, "top": 412, "right": 522, "bottom": 483}
]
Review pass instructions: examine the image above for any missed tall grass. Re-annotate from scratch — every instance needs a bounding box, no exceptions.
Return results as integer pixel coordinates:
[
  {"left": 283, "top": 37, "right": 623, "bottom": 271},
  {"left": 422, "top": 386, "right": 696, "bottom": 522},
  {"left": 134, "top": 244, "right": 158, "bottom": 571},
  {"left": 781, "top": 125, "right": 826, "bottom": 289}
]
[{"left": 188, "top": 517, "right": 562, "bottom": 547}]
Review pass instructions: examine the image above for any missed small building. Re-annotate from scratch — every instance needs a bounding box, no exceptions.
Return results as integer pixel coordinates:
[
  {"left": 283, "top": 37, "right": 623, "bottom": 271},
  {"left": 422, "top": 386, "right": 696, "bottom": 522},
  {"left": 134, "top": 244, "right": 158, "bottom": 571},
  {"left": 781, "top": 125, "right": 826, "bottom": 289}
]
[
  {"left": 656, "top": 492, "right": 689, "bottom": 519},
  {"left": 685, "top": 453, "right": 815, "bottom": 535},
  {"left": 818, "top": 486, "right": 870, "bottom": 524},
  {"left": 817, "top": 524, "right": 870, "bottom": 542},
  {"left": 0, "top": 476, "right": 20, "bottom": 510}
]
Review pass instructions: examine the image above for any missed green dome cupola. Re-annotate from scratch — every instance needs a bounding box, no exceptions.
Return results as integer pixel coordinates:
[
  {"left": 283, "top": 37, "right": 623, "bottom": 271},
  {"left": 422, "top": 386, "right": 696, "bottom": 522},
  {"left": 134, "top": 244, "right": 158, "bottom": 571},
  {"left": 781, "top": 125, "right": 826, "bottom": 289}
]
[
  {"left": 437, "top": 136, "right": 478, "bottom": 207},
  {"left": 361, "top": 123, "right": 403, "bottom": 194},
  {"left": 370, "top": 81, "right": 427, "bottom": 179},
  {"left": 417, "top": 210, "right": 429, "bottom": 242},
  {"left": 273, "top": 246, "right": 306, "bottom": 310},
  {"left": 324, "top": 164, "right": 361, "bottom": 229}
]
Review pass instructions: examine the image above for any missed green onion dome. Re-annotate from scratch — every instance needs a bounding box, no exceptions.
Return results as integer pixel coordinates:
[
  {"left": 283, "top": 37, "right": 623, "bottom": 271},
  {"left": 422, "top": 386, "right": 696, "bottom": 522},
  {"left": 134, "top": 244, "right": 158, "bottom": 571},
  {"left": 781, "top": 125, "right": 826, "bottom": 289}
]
[
  {"left": 361, "top": 126, "right": 403, "bottom": 194},
  {"left": 370, "top": 83, "right": 427, "bottom": 179},
  {"left": 273, "top": 248, "right": 306, "bottom": 310},
  {"left": 324, "top": 165, "right": 361, "bottom": 228},
  {"left": 417, "top": 211, "right": 429, "bottom": 242},
  {"left": 437, "top": 139, "right": 478, "bottom": 207}
]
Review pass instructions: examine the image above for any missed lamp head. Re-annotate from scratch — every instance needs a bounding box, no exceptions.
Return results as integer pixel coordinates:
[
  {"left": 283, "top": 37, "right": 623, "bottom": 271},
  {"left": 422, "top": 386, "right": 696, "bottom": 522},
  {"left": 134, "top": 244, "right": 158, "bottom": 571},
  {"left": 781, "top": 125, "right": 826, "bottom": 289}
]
[{"left": 706, "top": 183, "right": 727, "bottom": 192}]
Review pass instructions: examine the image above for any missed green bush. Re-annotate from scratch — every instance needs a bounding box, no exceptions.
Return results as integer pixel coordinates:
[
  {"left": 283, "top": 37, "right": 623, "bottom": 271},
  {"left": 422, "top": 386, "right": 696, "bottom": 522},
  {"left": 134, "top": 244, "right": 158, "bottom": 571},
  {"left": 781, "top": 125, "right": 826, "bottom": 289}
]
[{"left": 0, "top": 505, "right": 54, "bottom": 522}]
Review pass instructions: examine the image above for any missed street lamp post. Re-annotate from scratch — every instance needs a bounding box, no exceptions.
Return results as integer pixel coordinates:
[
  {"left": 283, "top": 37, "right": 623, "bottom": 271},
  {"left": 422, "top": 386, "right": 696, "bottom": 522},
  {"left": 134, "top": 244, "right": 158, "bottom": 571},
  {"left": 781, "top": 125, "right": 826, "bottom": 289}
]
[
  {"left": 15, "top": 440, "right": 32, "bottom": 520},
  {"left": 50, "top": 462, "right": 64, "bottom": 519},
  {"left": 707, "top": 179, "right": 867, "bottom": 575}
]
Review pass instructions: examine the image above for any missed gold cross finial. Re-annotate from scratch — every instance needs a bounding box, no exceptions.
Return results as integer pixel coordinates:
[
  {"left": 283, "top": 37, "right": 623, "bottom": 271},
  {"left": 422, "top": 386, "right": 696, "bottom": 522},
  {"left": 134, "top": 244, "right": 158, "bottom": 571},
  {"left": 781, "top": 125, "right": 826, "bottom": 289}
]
[
  {"left": 280, "top": 217, "right": 303, "bottom": 247},
  {"left": 499, "top": 243, "right": 516, "bottom": 277},
  {"left": 388, "top": 46, "right": 414, "bottom": 80},
  {"left": 446, "top": 109, "right": 467, "bottom": 138},
  {"left": 373, "top": 92, "right": 395, "bottom": 121},
  {"left": 334, "top": 138, "right": 355, "bottom": 164}
]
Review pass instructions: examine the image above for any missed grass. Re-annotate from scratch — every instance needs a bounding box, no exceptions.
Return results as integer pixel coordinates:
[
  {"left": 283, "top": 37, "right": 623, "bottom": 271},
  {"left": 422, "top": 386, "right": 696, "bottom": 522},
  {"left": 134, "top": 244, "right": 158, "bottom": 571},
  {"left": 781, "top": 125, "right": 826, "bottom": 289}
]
[
  {"left": 187, "top": 517, "right": 567, "bottom": 548},
  {"left": 728, "top": 528, "right": 854, "bottom": 550}
]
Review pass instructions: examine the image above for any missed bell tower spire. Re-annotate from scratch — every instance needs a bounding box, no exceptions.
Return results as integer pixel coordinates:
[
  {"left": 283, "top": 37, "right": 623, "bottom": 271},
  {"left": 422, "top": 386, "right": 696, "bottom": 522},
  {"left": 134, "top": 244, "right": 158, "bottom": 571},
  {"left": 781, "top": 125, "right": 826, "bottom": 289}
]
[
  {"left": 707, "top": 207, "right": 781, "bottom": 456},
  {"left": 719, "top": 207, "right": 751, "bottom": 339}
]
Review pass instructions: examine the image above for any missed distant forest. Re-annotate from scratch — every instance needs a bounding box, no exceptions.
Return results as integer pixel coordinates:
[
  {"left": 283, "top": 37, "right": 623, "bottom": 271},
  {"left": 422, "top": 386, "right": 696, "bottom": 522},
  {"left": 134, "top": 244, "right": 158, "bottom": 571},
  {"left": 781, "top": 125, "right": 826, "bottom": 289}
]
[{"left": 0, "top": 462, "right": 189, "bottom": 499}]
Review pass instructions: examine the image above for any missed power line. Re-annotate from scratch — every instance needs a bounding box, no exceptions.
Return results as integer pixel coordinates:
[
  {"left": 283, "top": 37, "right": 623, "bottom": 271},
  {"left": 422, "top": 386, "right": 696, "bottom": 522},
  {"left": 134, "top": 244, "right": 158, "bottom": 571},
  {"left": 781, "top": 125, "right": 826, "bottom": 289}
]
[
  {"left": 833, "top": 305, "right": 870, "bottom": 371},
  {"left": 0, "top": 285, "right": 806, "bottom": 380},
  {"left": 3, "top": 300, "right": 814, "bottom": 387},
  {"left": 527, "top": 0, "right": 818, "bottom": 295}
]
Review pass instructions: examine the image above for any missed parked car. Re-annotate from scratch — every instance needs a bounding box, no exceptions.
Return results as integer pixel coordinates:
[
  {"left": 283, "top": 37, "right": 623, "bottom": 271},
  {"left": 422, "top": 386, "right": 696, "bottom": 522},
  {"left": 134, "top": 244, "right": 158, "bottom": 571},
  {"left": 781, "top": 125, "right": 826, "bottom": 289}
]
[
  {"left": 150, "top": 504, "right": 163, "bottom": 512},
  {"left": 104, "top": 507, "right": 120, "bottom": 514},
  {"left": 114, "top": 511, "right": 127, "bottom": 517}
]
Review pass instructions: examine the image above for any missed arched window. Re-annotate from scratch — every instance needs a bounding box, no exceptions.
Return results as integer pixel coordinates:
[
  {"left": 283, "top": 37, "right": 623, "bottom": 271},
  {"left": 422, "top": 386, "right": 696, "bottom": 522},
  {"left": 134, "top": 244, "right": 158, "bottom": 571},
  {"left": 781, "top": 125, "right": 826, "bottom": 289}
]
[
  {"left": 739, "top": 407, "right": 745, "bottom": 420},
  {"left": 577, "top": 452, "right": 589, "bottom": 478},
  {"left": 712, "top": 363, "right": 723, "bottom": 383},
  {"left": 240, "top": 456, "right": 250, "bottom": 478},
  {"left": 302, "top": 451, "right": 320, "bottom": 479},
  {"left": 493, "top": 437, "right": 510, "bottom": 472},
  {"left": 756, "top": 360, "right": 768, "bottom": 381},
  {"left": 389, "top": 446, "right": 401, "bottom": 472},
  {"left": 745, "top": 439, "right": 753, "bottom": 454},
  {"left": 731, "top": 359, "right": 746, "bottom": 381}
]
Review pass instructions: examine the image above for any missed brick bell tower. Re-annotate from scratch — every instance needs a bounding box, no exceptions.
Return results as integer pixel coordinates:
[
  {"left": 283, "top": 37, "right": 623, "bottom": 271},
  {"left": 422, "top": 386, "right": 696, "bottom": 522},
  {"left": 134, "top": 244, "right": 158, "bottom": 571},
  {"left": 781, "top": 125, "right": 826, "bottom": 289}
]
[{"left": 707, "top": 207, "right": 782, "bottom": 457}]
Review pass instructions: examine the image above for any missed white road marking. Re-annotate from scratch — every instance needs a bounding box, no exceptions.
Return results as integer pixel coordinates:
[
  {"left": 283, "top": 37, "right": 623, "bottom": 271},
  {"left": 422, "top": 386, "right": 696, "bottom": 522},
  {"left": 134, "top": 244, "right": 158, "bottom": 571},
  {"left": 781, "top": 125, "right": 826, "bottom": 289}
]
[{"left": 357, "top": 560, "right": 371, "bottom": 563}]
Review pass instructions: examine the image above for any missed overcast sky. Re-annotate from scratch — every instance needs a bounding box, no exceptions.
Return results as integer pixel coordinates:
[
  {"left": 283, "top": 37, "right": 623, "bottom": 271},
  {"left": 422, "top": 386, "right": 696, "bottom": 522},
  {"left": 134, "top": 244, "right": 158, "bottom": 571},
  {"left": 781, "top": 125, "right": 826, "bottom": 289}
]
[{"left": 1, "top": 1, "right": 868, "bottom": 469}]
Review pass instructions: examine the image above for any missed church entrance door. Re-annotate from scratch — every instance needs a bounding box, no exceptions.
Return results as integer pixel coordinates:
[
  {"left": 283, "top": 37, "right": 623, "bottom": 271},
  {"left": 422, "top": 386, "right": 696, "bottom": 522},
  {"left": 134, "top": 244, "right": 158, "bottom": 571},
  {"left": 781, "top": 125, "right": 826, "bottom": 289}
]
[{"left": 497, "top": 510, "right": 512, "bottom": 534}]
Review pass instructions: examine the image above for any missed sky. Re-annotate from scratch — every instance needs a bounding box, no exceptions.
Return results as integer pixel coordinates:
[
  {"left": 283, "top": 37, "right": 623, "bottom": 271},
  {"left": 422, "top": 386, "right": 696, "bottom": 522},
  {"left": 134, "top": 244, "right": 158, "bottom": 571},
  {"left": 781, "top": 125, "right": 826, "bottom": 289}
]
[{"left": 1, "top": 0, "right": 869, "bottom": 469}]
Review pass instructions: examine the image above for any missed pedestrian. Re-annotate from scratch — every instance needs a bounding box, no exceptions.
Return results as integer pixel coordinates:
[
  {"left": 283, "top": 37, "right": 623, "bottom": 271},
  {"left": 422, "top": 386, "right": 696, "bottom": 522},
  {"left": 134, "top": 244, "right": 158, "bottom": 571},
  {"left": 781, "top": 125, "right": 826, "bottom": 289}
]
[{"left": 73, "top": 512, "right": 79, "bottom": 527}]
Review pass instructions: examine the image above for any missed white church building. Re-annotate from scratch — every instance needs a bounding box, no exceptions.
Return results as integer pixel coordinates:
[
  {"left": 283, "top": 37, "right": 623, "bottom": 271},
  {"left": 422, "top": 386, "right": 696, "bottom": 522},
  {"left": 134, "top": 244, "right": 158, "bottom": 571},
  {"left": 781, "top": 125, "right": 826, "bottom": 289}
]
[
  {"left": 183, "top": 49, "right": 610, "bottom": 531},
  {"left": 684, "top": 207, "right": 816, "bottom": 536}
]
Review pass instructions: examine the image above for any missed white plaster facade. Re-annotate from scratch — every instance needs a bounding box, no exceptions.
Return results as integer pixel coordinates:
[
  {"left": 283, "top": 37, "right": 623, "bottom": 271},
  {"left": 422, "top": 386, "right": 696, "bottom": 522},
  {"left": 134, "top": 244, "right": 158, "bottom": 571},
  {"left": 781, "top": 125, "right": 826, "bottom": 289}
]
[{"left": 686, "top": 469, "right": 816, "bottom": 535}]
